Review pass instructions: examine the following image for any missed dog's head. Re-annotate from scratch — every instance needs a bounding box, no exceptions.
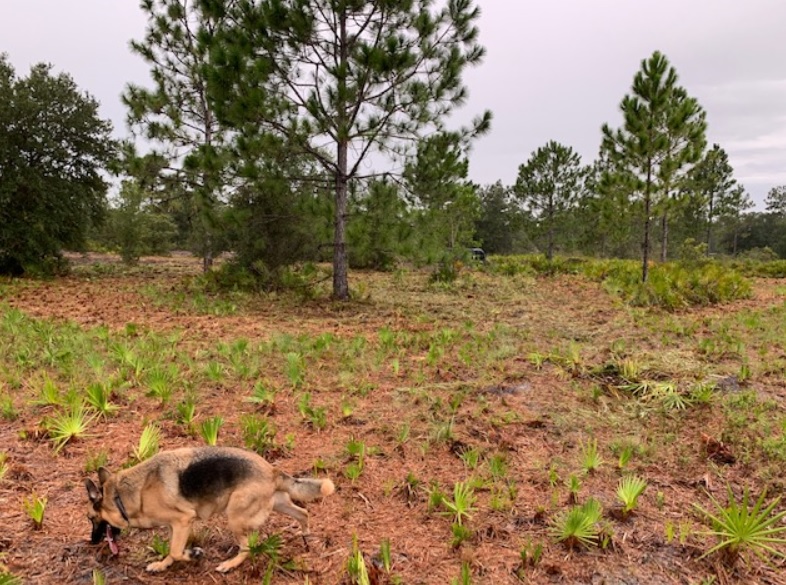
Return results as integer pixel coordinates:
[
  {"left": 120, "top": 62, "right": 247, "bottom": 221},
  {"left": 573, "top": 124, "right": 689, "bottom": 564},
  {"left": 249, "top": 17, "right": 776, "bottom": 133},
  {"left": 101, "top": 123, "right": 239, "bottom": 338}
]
[{"left": 85, "top": 467, "right": 123, "bottom": 554}]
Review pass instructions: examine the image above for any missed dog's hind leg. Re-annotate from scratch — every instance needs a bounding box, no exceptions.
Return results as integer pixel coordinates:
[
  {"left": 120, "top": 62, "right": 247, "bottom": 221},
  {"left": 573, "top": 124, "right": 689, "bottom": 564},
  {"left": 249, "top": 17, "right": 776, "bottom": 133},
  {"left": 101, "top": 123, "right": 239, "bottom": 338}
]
[
  {"left": 216, "top": 495, "right": 274, "bottom": 573},
  {"left": 272, "top": 491, "right": 311, "bottom": 549},
  {"left": 273, "top": 491, "right": 309, "bottom": 533}
]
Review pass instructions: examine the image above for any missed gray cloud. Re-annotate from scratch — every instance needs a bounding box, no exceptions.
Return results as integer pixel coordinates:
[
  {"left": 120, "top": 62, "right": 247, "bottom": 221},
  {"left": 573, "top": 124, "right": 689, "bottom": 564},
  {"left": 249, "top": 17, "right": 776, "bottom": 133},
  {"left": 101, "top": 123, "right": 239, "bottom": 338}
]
[
  {"left": 2, "top": 0, "right": 784, "bottom": 207},
  {"left": 462, "top": 0, "right": 786, "bottom": 207}
]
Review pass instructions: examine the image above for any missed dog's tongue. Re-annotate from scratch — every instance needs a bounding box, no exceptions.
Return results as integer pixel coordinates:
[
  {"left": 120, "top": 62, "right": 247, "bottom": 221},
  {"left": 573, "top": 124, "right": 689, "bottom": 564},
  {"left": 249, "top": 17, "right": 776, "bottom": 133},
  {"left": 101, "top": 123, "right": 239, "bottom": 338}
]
[{"left": 105, "top": 524, "right": 119, "bottom": 555}]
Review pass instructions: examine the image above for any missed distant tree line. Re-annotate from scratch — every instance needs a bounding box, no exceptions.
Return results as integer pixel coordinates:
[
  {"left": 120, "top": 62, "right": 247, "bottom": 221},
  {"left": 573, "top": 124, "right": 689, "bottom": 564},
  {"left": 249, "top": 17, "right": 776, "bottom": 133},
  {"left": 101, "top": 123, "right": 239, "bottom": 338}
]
[{"left": 2, "top": 3, "right": 785, "bottom": 289}]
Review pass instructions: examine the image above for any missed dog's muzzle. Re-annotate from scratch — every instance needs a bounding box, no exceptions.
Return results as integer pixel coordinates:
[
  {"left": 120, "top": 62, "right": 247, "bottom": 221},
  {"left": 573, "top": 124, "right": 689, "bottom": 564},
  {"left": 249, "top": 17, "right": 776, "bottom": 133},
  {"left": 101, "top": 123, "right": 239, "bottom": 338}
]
[{"left": 90, "top": 519, "right": 122, "bottom": 554}]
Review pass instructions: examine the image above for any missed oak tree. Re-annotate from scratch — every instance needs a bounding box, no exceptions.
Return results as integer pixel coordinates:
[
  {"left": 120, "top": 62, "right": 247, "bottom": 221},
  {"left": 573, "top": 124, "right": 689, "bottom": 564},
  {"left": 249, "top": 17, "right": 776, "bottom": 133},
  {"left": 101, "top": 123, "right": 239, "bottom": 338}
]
[{"left": 0, "top": 56, "right": 116, "bottom": 275}]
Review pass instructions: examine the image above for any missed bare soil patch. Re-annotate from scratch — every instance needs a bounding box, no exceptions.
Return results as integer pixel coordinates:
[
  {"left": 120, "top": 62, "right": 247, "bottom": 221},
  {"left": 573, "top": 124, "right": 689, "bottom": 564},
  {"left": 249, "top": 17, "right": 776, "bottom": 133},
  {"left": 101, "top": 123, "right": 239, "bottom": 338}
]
[{"left": 1, "top": 254, "right": 786, "bottom": 584}]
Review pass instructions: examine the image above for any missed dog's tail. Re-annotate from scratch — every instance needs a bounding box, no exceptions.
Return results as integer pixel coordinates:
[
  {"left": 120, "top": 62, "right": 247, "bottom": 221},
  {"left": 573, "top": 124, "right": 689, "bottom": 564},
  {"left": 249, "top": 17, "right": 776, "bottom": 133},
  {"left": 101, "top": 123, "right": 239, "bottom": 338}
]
[{"left": 276, "top": 471, "right": 335, "bottom": 502}]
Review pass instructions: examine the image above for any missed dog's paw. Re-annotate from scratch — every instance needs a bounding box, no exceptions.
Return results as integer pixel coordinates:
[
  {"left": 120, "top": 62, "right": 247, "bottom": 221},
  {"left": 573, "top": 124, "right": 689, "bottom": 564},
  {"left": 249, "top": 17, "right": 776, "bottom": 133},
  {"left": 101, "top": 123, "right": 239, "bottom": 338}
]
[
  {"left": 188, "top": 546, "right": 204, "bottom": 560},
  {"left": 215, "top": 561, "right": 233, "bottom": 573},
  {"left": 146, "top": 559, "right": 171, "bottom": 572}
]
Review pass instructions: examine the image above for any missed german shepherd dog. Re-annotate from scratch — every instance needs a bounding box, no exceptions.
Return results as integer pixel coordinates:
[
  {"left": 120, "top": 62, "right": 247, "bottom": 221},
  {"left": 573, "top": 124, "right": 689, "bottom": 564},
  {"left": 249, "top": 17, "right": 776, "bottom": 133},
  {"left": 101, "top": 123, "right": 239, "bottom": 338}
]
[{"left": 85, "top": 446, "right": 335, "bottom": 573}]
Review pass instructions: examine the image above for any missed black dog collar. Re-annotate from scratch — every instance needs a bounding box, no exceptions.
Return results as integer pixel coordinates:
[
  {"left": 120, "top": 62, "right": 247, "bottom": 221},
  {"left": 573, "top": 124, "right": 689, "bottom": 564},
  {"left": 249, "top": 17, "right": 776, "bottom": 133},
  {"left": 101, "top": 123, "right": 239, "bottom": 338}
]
[{"left": 114, "top": 493, "right": 130, "bottom": 524}]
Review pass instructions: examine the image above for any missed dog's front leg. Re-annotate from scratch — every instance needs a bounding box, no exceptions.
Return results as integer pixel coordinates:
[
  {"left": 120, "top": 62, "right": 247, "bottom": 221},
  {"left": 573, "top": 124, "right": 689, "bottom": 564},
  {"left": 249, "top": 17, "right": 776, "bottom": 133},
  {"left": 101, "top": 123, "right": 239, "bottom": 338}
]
[
  {"left": 146, "top": 554, "right": 175, "bottom": 572},
  {"left": 146, "top": 520, "right": 199, "bottom": 572}
]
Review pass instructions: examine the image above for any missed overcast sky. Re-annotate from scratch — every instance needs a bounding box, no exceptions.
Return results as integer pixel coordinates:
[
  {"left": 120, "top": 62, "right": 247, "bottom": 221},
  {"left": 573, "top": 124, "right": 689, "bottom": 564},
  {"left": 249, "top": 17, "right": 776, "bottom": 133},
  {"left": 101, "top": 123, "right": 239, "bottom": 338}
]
[{"left": 3, "top": 0, "right": 785, "bottom": 208}]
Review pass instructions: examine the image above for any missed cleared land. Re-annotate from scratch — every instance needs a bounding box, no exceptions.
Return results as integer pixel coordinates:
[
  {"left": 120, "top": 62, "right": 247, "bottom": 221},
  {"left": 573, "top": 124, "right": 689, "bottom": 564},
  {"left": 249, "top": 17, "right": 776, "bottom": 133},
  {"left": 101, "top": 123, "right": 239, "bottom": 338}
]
[{"left": 1, "top": 255, "right": 786, "bottom": 584}]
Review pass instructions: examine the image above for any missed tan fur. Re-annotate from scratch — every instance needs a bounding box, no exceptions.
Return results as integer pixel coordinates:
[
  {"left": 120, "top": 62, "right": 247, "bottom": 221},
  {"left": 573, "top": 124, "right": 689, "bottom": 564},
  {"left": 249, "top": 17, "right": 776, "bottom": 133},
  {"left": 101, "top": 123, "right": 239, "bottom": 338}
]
[{"left": 85, "top": 446, "right": 334, "bottom": 573}]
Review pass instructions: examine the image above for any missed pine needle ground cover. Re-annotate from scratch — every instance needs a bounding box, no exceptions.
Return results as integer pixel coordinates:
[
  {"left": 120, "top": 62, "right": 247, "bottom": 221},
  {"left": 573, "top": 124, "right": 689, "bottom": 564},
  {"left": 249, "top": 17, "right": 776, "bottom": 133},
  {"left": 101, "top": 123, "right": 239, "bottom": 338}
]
[{"left": 1, "top": 253, "right": 786, "bottom": 584}]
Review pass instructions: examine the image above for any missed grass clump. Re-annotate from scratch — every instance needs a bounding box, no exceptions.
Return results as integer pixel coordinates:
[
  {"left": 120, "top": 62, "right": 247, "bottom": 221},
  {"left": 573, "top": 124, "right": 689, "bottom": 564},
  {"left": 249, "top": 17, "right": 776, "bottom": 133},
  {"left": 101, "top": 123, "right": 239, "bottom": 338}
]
[
  {"left": 0, "top": 393, "right": 18, "bottom": 421},
  {"left": 580, "top": 438, "right": 603, "bottom": 474},
  {"left": 33, "top": 375, "right": 62, "bottom": 407},
  {"left": 550, "top": 498, "right": 603, "bottom": 550},
  {"left": 175, "top": 395, "right": 197, "bottom": 428},
  {"left": 200, "top": 416, "right": 223, "bottom": 446},
  {"left": 0, "top": 573, "right": 21, "bottom": 585},
  {"left": 23, "top": 493, "right": 47, "bottom": 530},
  {"left": 148, "top": 534, "right": 170, "bottom": 559},
  {"left": 298, "top": 392, "right": 327, "bottom": 429},
  {"left": 45, "top": 404, "right": 95, "bottom": 453},
  {"left": 245, "top": 531, "right": 284, "bottom": 582},
  {"left": 246, "top": 381, "right": 277, "bottom": 411},
  {"left": 694, "top": 485, "right": 786, "bottom": 566},
  {"left": 346, "top": 534, "right": 371, "bottom": 585},
  {"left": 0, "top": 452, "right": 8, "bottom": 482},
  {"left": 440, "top": 481, "right": 476, "bottom": 526},
  {"left": 241, "top": 414, "right": 278, "bottom": 456},
  {"left": 132, "top": 423, "right": 161, "bottom": 463},
  {"left": 85, "top": 382, "right": 118, "bottom": 417},
  {"left": 145, "top": 366, "right": 175, "bottom": 404},
  {"left": 616, "top": 475, "right": 647, "bottom": 518}
]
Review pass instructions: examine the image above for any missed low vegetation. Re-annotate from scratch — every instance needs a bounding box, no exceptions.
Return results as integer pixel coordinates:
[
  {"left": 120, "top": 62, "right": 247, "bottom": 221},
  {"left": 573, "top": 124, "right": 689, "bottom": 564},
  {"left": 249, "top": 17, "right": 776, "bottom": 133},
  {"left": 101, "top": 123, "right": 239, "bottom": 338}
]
[{"left": 1, "top": 255, "right": 786, "bottom": 583}]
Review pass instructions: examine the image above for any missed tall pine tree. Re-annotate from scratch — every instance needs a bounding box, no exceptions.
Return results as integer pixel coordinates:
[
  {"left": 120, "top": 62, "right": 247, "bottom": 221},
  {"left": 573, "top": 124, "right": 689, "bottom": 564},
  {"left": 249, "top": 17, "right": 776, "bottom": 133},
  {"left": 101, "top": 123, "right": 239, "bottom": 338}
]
[
  {"left": 405, "top": 132, "right": 479, "bottom": 256},
  {"left": 125, "top": 0, "right": 228, "bottom": 271},
  {"left": 687, "top": 144, "right": 736, "bottom": 255},
  {"left": 765, "top": 186, "right": 786, "bottom": 216},
  {"left": 581, "top": 152, "right": 639, "bottom": 258},
  {"left": 717, "top": 184, "right": 753, "bottom": 256},
  {"left": 602, "top": 51, "right": 706, "bottom": 280},
  {"left": 475, "top": 181, "right": 524, "bottom": 254},
  {"left": 514, "top": 141, "right": 584, "bottom": 261},
  {"left": 656, "top": 86, "right": 706, "bottom": 261},
  {"left": 199, "top": 0, "right": 490, "bottom": 299}
]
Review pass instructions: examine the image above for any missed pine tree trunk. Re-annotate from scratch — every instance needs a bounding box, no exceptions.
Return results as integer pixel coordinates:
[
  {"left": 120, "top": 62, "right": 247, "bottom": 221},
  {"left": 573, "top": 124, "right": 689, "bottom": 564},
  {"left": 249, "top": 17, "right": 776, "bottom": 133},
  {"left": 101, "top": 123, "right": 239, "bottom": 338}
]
[
  {"left": 733, "top": 222, "right": 739, "bottom": 256},
  {"left": 203, "top": 235, "right": 213, "bottom": 273},
  {"left": 547, "top": 224, "right": 554, "bottom": 262},
  {"left": 332, "top": 9, "right": 350, "bottom": 301},
  {"left": 546, "top": 196, "right": 554, "bottom": 261},
  {"left": 642, "top": 166, "right": 652, "bottom": 282},
  {"left": 660, "top": 212, "right": 668, "bottom": 263},
  {"left": 706, "top": 193, "right": 714, "bottom": 256},
  {"left": 201, "top": 91, "right": 214, "bottom": 273},
  {"left": 333, "top": 163, "right": 349, "bottom": 300}
]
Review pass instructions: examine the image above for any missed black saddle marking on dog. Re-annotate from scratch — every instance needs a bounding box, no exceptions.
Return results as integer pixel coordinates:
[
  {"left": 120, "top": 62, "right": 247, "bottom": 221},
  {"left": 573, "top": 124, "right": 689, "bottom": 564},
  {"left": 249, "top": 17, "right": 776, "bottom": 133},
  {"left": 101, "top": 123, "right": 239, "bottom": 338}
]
[{"left": 179, "top": 454, "right": 253, "bottom": 500}]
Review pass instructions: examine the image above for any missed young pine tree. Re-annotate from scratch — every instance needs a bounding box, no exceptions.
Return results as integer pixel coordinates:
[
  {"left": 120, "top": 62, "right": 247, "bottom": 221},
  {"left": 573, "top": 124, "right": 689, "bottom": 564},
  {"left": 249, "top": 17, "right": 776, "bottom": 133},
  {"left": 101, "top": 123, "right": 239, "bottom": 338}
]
[
  {"left": 687, "top": 144, "right": 736, "bottom": 255},
  {"left": 602, "top": 51, "right": 706, "bottom": 280},
  {"left": 514, "top": 141, "right": 584, "bottom": 261}
]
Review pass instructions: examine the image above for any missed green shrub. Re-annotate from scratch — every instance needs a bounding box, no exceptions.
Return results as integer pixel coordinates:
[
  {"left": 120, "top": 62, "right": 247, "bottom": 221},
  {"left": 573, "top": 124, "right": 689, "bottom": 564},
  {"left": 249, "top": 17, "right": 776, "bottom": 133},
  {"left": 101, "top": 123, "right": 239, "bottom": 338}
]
[
  {"left": 0, "top": 572, "right": 21, "bottom": 585},
  {"left": 580, "top": 258, "right": 638, "bottom": 282},
  {"left": 489, "top": 254, "right": 586, "bottom": 277},
  {"left": 602, "top": 262, "right": 751, "bottom": 310},
  {"left": 100, "top": 182, "right": 178, "bottom": 264},
  {"left": 488, "top": 255, "right": 535, "bottom": 277},
  {"left": 241, "top": 414, "right": 277, "bottom": 456},
  {"left": 733, "top": 258, "right": 786, "bottom": 278},
  {"left": 277, "top": 263, "right": 327, "bottom": 299},
  {"left": 528, "top": 254, "right": 586, "bottom": 276},
  {"left": 737, "top": 247, "right": 779, "bottom": 263},
  {"left": 429, "top": 251, "right": 464, "bottom": 284}
]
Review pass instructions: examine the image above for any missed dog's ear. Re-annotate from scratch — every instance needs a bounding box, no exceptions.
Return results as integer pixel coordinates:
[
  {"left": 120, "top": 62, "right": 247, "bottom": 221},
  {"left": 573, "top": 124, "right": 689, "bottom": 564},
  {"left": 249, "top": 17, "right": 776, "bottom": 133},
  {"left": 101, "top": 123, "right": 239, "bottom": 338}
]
[
  {"left": 97, "top": 467, "right": 112, "bottom": 486},
  {"left": 85, "top": 478, "right": 102, "bottom": 503}
]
